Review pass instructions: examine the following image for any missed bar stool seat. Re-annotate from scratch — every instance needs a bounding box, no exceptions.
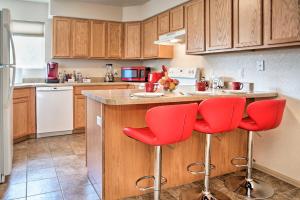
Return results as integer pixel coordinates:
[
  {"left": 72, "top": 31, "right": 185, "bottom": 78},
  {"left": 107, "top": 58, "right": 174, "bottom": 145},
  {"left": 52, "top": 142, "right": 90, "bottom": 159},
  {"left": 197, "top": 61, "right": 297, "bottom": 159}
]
[
  {"left": 123, "top": 103, "right": 198, "bottom": 200},
  {"left": 225, "top": 99, "right": 286, "bottom": 199},
  {"left": 181, "top": 97, "right": 246, "bottom": 200}
]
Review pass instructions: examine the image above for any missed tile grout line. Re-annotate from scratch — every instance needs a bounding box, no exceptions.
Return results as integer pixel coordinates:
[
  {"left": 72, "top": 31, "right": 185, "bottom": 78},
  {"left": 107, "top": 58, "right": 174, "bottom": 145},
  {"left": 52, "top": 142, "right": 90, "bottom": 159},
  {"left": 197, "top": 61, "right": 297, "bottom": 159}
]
[{"left": 49, "top": 140, "right": 65, "bottom": 200}]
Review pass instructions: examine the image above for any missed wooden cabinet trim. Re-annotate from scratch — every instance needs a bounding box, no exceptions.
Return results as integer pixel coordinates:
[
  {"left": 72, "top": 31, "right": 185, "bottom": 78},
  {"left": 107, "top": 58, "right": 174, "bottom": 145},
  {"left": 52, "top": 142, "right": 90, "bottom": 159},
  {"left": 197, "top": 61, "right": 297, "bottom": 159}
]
[
  {"left": 90, "top": 20, "right": 107, "bottom": 58},
  {"left": 170, "top": 5, "right": 185, "bottom": 32},
  {"left": 124, "top": 22, "right": 142, "bottom": 59},
  {"left": 206, "top": 0, "right": 233, "bottom": 51},
  {"left": 107, "top": 22, "right": 123, "bottom": 59},
  {"left": 234, "top": 0, "right": 263, "bottom": 48},
  {"left": 72, "top": 19, "right": 91, "bottom": 58},
  {"left": 52, "top": 17, "right": 72, "bottom": 58},
  {"left": 185, "top": 0, "right": 206, "bottom": 53},
  {"left": 13, "top": 88, "right": 36, "bottom": 140},
  {"left": 264, "top": 0, "right": 300, "bottom": 45},
  {"left": 158, "top": 11, "right": 170, "bottom": 35}
]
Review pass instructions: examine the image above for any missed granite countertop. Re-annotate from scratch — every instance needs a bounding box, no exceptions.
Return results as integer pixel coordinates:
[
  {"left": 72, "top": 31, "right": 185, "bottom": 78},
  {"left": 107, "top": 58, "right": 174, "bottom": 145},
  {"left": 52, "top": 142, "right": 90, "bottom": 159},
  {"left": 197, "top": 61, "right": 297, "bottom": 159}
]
[
  {"left": 82, "top": 88, "right": 278, "bottom": 105},
  {"left": 14, "top": 82, "right": 143, "bottom": 89}
]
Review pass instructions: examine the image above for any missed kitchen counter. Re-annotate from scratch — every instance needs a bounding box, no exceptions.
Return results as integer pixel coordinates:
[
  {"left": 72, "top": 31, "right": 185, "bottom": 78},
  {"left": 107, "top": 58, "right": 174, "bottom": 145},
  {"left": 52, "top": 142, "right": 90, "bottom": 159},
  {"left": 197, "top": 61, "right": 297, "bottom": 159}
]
[
  {"left": 14, "top": 82, "right": 142, "bottom": 89},
  {"left": 84, "top": 87, "right": 278, "bottom": 199},
  {"left": 82, "top": 88, "right": 278, "bottom": 105}
]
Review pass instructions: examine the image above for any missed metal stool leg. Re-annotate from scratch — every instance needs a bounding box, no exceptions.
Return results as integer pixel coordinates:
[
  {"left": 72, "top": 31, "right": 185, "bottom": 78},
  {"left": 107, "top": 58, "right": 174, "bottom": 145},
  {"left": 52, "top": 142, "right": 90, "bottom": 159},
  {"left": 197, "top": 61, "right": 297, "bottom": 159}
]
[
  {"left": 181, "top": 134, "right": 231, "bottom": 200},
  {"left": 154, "top": 146, "right": 162, "bottom": 200},
  {"left": 225, "top": 131, "right": 274, "bottom": 199}
]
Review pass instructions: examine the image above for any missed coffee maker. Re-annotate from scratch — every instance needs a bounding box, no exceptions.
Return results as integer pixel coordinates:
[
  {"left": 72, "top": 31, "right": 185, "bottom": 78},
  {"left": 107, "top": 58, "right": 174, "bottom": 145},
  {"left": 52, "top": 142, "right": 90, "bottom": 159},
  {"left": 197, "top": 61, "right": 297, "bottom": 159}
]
[{"left": 46, "top": 62, "right": 59, "bottom": 83}]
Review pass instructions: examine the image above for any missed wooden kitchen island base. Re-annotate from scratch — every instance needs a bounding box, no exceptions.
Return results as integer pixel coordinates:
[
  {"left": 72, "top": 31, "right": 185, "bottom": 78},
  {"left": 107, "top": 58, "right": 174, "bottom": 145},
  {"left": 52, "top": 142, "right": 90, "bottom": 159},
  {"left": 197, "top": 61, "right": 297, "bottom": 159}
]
[
  {"left": 84, "top": 89, "right": 277, "bottom": 199},
  {"left": 86, "top": 99, "right": 249, "bottom": 199}
]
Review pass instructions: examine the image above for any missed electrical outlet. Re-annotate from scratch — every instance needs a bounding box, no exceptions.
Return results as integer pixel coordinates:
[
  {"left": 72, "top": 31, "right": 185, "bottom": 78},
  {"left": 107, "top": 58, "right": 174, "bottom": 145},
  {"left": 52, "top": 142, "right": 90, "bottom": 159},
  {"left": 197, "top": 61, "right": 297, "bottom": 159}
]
[
  {"left": 96, "top": 116, "right": 102, "bottom": 127},
  {"left": 256, "top": 60, "right": 265, "bottom": 71}
]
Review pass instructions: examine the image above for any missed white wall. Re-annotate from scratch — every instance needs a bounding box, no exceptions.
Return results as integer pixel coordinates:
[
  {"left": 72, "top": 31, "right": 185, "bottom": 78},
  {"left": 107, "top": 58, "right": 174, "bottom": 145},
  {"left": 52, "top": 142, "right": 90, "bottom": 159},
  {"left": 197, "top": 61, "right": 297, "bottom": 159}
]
[
  {"left": 49, "top": 0, "right": 123, "bottom": 21},
  {"left": 122, "top": 0, "right": 189, "bottom": 21},
  {"left": 143, "top": 45, "right": 300, "bottom": 182},
  {"left": 1, "top": 0, "right": 49, "bottom": 82}
]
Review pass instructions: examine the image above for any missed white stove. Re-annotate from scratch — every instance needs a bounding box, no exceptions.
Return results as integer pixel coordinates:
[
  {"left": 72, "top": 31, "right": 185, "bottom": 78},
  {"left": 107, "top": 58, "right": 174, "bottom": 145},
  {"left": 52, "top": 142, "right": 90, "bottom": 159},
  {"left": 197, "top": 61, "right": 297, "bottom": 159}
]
[{"left": 168, "top": 67, "right": 200, "bottom": 86}]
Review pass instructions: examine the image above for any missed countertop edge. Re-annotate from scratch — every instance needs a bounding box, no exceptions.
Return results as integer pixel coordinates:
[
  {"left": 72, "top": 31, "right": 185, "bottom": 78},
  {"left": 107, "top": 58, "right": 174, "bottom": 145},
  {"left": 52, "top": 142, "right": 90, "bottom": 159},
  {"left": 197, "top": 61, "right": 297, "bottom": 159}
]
[{"left": 82, "top": 90, "right": 279, "bottom": 106}]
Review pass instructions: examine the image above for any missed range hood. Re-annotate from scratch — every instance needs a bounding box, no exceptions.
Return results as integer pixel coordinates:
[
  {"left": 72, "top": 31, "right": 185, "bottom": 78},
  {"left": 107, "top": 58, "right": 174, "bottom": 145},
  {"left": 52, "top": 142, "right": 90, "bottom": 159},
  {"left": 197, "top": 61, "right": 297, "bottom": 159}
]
[{"left": 154, "top": 29, "right": 186, "bottom": 45}]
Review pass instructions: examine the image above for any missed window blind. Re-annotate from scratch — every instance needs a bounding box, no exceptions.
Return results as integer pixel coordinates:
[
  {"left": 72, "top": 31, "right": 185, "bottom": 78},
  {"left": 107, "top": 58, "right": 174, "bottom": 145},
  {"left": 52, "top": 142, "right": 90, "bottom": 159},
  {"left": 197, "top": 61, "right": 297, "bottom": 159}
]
[{"left": 12, "top": 20, "right": 45, "bottom": 37}]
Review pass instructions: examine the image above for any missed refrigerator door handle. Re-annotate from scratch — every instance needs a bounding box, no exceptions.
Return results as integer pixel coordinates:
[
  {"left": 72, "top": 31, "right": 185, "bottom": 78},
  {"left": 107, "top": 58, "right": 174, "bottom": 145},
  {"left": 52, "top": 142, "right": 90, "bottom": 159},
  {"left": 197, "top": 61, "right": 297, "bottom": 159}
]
[
  {"left": 4, "top": 65, "right": 15, "bottom": 108},
  {"left": 4, "top": 24, "right": 16, "bottom": 66}
]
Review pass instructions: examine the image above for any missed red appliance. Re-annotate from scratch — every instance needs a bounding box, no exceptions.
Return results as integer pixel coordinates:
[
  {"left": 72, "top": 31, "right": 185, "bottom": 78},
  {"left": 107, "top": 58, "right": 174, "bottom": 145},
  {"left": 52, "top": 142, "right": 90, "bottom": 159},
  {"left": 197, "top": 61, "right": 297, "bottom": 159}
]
[
  {"left": 47, "top": 62, "right": 59, "bottom": 83},
  {"left": 121, "top": 66, "right": 151, "bottom": 82}
]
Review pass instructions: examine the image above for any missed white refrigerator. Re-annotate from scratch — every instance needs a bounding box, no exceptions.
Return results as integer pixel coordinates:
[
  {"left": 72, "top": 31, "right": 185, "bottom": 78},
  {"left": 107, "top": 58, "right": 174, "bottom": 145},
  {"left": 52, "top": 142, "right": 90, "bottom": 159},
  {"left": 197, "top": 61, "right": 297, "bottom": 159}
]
[{"left": 0, "top": 9, "right": 16, "bottom": 183}]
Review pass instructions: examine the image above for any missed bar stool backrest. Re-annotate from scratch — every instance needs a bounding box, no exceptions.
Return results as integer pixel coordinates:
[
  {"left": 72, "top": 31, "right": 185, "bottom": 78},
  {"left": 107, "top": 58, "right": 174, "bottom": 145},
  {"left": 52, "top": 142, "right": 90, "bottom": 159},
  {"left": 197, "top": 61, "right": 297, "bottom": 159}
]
[
  {"left": 146, "top": 103, "right": 198, "bottom": 145},
  {"left": 198, "top": 98, "right": 246, "bottom": 133},
  {"left": 246, "top": 99, "right": 286, "bottom": 131}
]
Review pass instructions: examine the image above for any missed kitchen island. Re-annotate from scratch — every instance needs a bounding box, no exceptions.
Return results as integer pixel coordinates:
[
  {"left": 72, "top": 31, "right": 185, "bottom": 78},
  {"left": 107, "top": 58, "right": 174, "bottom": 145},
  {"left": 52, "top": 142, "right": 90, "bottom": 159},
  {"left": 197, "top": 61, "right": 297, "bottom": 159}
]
[{"left": 82, "top": 89, "right": 278, "bottom": 199}]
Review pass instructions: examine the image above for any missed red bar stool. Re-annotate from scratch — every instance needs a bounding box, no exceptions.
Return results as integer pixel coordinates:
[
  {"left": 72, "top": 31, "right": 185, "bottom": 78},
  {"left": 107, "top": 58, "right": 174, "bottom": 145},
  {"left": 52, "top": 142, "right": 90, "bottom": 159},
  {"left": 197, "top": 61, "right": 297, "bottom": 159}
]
[
  {"left": 181, "top": 97, "right": 246, "bottom": 200},
  {"left": 225, "top": 99, "right": 286, "bottom": 199},
  {"left": 123, "top": 103, "right": 198, "bottom": 200}
]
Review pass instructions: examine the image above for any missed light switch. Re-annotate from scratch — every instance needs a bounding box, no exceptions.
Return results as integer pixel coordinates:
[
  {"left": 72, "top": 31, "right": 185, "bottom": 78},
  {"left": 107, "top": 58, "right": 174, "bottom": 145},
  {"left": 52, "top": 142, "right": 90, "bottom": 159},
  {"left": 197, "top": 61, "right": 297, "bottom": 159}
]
[
  {"left": 96, "top": 116, "right": 102, "bottom": 127},
  {"left": 256, "top": 60, "right": 265, "bottom": 71}
]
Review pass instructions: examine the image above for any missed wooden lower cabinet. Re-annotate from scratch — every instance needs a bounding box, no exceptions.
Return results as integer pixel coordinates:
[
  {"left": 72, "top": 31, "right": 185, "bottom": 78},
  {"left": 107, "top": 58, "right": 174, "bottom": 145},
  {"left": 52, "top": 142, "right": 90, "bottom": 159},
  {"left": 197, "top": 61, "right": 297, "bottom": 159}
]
[
  {"left": 74, "top": 95, "right": 86, "bottom": 130},
  {"left": 13, "top": 88, "right": 36, "bottom": 141}
]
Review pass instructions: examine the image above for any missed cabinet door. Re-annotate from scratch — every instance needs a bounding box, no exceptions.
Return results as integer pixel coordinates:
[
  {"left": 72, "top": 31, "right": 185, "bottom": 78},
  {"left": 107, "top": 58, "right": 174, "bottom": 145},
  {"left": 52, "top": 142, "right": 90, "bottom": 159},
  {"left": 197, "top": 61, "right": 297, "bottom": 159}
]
[
  {"left": 158, "top": 11, "right": 170, "bottom": 35},
  {"left": 186, "top": 0, "right": 205, "bottom": 53},
  {"left": 124, "top": 22, "right": 141, "bottom": 59},
  {"left": 234, "top": 0, "right": 262, "bottom": 47},
  {"left": 74, "top": 95, "right": 86, "bottom": 130},
  {"left": 143, "top": 17, "right": 158, "bottom": 58},
  {"left": 107, "top": 22, "right": 123, "bottom": 58},
  {"left": 90, "top": 20, "right": 106, "bottom": 58},
  {"left": 13, "top": 88, "right": 36, "bottom": 140},
  {"left": 13, "top": 98, "right": 30, "bottom": 139},
  {"left": 170, "top": 6, "right": 185, "bottom": 32},
  {"left": 265, "top": 0, "right": 300, "bottom": 44},
  {"left": 72, "top": 19, "right": 90, "bottom": 58},
  {"left": 206, "top": 0, "right": 233, "bottom": 50},
  {"left": 52, "top": 17, "right": 72, "bottom": 58}
]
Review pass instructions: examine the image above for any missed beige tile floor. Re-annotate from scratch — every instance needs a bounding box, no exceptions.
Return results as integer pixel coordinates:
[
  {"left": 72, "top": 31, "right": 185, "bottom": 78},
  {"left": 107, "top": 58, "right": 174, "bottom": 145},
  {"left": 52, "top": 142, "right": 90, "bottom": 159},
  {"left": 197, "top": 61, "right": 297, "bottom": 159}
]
[{"left": 0, "top": 134, "right": 299, "bottom": 200}]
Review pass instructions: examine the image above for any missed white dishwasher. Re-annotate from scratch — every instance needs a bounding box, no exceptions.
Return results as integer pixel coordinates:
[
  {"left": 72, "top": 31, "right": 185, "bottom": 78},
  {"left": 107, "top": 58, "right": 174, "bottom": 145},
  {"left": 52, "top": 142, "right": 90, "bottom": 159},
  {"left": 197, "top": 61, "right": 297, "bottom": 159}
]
[{"left": 36, "top": 86, "right": 73, "bottom": 138}]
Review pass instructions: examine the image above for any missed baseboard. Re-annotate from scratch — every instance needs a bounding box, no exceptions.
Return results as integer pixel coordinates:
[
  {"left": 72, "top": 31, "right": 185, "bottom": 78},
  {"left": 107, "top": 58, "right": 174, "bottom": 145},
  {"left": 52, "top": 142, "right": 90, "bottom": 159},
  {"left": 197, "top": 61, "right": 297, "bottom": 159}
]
[{"left": 253, "top": 163, "right": 300, "bottom": 188}]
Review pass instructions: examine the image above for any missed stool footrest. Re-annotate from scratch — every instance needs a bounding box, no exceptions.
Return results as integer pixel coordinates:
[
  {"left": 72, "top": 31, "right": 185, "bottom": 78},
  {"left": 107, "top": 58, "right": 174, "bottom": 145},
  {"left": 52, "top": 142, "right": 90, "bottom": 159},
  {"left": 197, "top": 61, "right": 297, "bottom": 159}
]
[
  {"left": 135, "top": 175, "right": 167, "bottom": 191},
  {"left": 187, "top": 162, "right": 215, "bottom": 175},
  {"left": 231, "top": 157, "right": 248, "bottom": 168}
]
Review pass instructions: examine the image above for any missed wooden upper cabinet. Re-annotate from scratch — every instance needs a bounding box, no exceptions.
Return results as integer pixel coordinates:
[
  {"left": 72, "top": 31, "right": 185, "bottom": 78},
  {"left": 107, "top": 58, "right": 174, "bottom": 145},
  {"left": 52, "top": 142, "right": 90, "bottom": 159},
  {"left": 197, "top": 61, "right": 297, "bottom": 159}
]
[
  {"left": 170, "top": 6, "right": 185, "bottom": 32},
  {"left": 124, "top": 22, "right": 141, "bottom": 59},
  {"left": 158, "top": 11, "right": 170, "bottom": 35},
  {"left": 72, "top": 19, "right": 90, "bottom": 58},
  {"left": 206, "top": 0, "right": 233, "bottom": 50},
  {"left": 107, "top": 22, "right": 123, "bottom": 58},
  {"left": 185, "top": 0, "right": 205, "bottom": 53},
  {"left": 52, "top": 17, "right": 72, "bottom": 58},
  {"left": 264, "top": 0, "right": 300, "bottom": 45},
  {"left": 143, "top": 17, "right": 159, "bottom": 58},
  {"left": 90, "top": 20, "right": 106, "bottom": 58},
  {"left": 234, "top": 0, "right": 262, "bottom": 47}
]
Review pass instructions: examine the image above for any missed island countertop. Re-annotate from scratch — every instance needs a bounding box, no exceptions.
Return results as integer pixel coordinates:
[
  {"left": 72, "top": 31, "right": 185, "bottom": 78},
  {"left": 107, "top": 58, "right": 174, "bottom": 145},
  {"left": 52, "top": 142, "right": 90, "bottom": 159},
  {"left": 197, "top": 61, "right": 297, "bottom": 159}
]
[{"left": 82, "top": 88, "right": 278, "bottom": 105}]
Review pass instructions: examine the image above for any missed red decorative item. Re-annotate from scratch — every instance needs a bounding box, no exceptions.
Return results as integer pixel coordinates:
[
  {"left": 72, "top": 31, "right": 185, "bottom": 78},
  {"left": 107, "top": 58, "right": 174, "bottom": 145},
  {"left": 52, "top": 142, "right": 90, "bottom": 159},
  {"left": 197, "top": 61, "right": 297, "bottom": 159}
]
[
  {"left": 232, "top": 82, "right": 244, "bottom": 90},
  {"left": 196, "top": 81, "right": 209, "bottom": 91},
  {"left": 123, "top": 103, "right": 198, "bottom": 146},
  {"left": 148, "top": 72, "right": 163, "bottom": 83},
  {"left": 145, "top": 82, "right": 158, "bottom": 92}
]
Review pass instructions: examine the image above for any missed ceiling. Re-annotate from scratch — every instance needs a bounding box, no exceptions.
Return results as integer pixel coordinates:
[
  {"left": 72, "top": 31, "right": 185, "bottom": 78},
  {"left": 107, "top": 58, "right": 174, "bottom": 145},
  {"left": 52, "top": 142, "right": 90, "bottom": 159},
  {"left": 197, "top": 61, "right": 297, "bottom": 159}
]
[{"left": 20, "top": 0, "right": 150, "bottom": 6}]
